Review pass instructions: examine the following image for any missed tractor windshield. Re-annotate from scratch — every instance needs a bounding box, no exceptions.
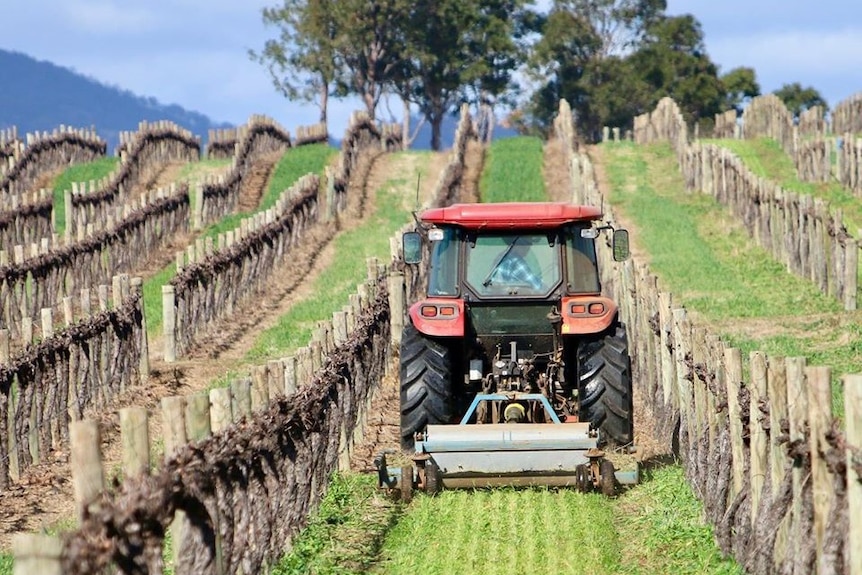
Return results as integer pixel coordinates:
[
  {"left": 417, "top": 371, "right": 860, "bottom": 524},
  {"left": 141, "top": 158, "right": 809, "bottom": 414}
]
[{"left": 466, "top": 234, "right": 560, "bottom": 297}]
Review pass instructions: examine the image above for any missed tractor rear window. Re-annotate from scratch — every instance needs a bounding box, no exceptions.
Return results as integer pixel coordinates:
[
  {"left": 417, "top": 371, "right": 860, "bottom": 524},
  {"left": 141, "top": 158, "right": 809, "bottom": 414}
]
[
  {"left": 428, "top": 227, "right": 459, "bottom": 296},
  {"left": 465, "top": 234, "right": 560, "bottom": 297}
]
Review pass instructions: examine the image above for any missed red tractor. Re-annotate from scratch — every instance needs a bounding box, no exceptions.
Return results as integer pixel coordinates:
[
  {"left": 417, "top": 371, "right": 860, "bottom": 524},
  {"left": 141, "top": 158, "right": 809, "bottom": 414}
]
[{"left": 379, "top": 202, "right": 635, "bottom": 494}]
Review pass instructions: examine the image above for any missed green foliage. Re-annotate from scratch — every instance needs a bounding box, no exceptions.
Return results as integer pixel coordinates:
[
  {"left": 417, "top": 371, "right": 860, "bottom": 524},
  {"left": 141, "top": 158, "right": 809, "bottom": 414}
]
[
  {"left": 51, "top": 156, "right": 120, "bottom": 234},
  {"left": 720, "top": 66, "right": 760, "bottom": 114},
  {"left": 0, "top": 554, "right": 10, "bottom": 575},
  {"left": 271, "top": 473, "right": 399, "bottom": 575},
  {"left": 616, "top": 465, "right": 743, "bottom": 574},
  {"left": 479, "top": 137, "right": 546, "bottom": 202},
  {"left": 253, "top": 0, "right": 340, "bottom": 123},
  {"left": 256, "top": 0, "right": 528, "bottom": 149},
  {"left": 774, "top": 82, "right": 828, "bottom": 117}
]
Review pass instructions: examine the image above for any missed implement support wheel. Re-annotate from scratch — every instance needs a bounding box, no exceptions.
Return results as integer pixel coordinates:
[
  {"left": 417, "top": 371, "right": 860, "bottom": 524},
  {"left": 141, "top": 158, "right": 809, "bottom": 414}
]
[
  {"left": 400, "top": 465, "right": 413, "bottom": 503},
  {"left": 575, "top": 464, "right": 591, "bottom": 492},
  {"left": 424, "top": 459, "right": 441, "bottom": 496},
  {"left": 600, "top": 460, "right": 616, "bottom": 497}
]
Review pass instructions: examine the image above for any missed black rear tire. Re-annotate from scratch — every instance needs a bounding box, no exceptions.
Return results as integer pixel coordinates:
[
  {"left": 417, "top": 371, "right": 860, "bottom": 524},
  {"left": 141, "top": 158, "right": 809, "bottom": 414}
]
[
  {"left": 400, "top": 322, "right": 454, "bottom": 450},
  {"left": 578, "top": 324, "right": 634, "bottom": 447}
]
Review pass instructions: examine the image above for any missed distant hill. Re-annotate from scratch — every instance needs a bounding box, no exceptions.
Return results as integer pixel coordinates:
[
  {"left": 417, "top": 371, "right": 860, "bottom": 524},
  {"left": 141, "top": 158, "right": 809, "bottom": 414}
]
[{"left": 0, "top": 49, "right": 230, "bottom": 152}]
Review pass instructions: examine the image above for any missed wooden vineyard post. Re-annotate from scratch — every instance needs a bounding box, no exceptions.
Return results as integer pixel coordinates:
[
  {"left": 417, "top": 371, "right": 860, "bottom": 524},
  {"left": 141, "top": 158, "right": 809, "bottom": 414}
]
[
  {"left": 786, "top": 357, "right": 808, "bottom": 558},
  {"left": 161, "top": 395, "right": 187, "bottom": 573},
  {"left": 251, "top": 365, "right": 269, "bottom": 410},
  {"left": 845, "top": 238, "right": 858, "bottom": 311},
  {"left": 749, "top": 351, "right": 768, "bottom": 525},
  {"left": 131, "top": 277, "right": 149, "bottom": 383},
  {"left": 192, "top": 182, "right": 204, "bottom": 230},
  {"left": 119, "top": 407, "right": 149, "bottom": 478},
  {"left": 768, "top": 357, "right": 790, "bottom": 566},
  {"left": 63, "top": 189, "right": 73, "bottom": 245},
  {"left": 845, "top": 375, "right": 862, "bottom": 575},
  {"left": 162, "top": 285, "right": 176, "bottom": 362},
  {"left": 388, "top": 270, "right": 405, "bottom": 348},
  {"left": 11, "top": 533, "right": 62, "bottom": 575},
  {"left": 185, "top": 392, "right": 212, "bottom": 442},
  {"left": 209, "top": 387, "right": 232, "bottom": 433},
  {"left": 807, "top": 366, "right": 834, "bottom": 573},
  {"left": 658, "top": 292, "right": 676, "bottom": 408},
  {"left": 70, "top": 420, "right": 105, "bottom": 521},
  {"left": 230, "top": 379, "right": 252, "bottom": 420},
  {"left": 724, "top": 348, "right": 745, "bottom": 499},
  {"left": 284, "top": 356, "right": 298, "bottom": 396}
]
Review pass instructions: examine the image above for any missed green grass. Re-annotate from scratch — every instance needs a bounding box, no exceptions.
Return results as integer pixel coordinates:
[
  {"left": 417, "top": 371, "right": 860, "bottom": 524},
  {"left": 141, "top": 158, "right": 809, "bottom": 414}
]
[
  {"left": 602, "top": 141, "right": 859, "bottom": 415},
  {"left": 51, "top": 156, "right": 120, "bottom": 234},
  {"left": 246, "top": 166, "right": 417, "bottom": 361},
  {"left": 272, "top": 473, "right": 400, "bottom": 575},
  {"left": 377, "top": 488, "right": 621, "bottom": 575},
  {"left": 705, "top": 137, "right": 862, "bottom": 233},
  {"left": 480, "top": 136, "right": 546, "bottom": 202},
  {"left": 615, "top": 464, "right": 742, "bottom": 574},
  {"left": 274, "top": 463, "right": 737, "bottom": 575}
]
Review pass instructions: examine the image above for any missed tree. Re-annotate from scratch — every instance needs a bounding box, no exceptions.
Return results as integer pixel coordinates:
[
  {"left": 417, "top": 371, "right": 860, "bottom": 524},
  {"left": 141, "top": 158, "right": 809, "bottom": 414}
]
[
  {"left": 525, "top": 0, "right": 678, "bottom": 138},
  {"left": 397, "top": 0, "right": 529, "bottom": 150},
  {"left": 334, "top": 0, "right": 410, "bottom": 119},
  {"left": 774, "top": 82, "right": 828, "bottom": 118},
  {"left": 721, "top": 66, "right": 760, "bottom": 114},
  {"left": 255, "top": 0, "right": 408, "bottom": 122},
  {"left": 629, "top": 14, "right": 725, "bottom": 124},
  {"left": 252, "top": 0, "right": 339, "bottom": 124}
]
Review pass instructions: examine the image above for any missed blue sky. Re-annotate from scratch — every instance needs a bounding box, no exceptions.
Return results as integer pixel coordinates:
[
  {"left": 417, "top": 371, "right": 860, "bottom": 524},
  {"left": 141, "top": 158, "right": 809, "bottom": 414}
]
[{"left": 2, "top": 0, "right": 861, "bottom": 135}]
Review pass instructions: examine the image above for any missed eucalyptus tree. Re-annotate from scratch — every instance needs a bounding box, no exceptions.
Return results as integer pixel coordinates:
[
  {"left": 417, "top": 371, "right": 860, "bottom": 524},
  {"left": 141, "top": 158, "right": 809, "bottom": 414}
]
[
  {"left": 395, "top": 0, "right": 532, "bottom": 150},
  {"left": 774, "top": 82, "right": 828, "bottom": 118},
  {"left": 252, "top": 0, "right": 340, "bottom": 124},
  {"left": 721, "top": 66, "right": 761, "bottom": 115}
]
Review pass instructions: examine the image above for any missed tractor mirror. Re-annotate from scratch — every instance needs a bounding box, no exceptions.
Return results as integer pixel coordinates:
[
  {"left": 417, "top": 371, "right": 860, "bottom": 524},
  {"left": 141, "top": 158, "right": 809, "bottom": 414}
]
[
  {"left": 612, "top": 229, "right": 630, "bottom": 261},
  {"left": 402, "top": 231, "right": 422, "bottom": 264}
]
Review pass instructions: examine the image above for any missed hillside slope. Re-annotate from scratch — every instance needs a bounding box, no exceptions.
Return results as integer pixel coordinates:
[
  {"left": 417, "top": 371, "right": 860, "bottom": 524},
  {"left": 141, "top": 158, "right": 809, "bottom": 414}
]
[{"left": 0, "top": 49, "right": 228, "bottom": 150}]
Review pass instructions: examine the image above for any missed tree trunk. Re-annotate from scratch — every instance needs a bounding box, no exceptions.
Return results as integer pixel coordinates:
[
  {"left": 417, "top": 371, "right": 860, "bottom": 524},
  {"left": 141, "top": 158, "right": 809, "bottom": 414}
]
[
  {"left": 402, "top": 98, "right": 411, "bottom": 150},
  {"left": 431, "top": 113, "right": 443, "bottom": 151},
  {"left": 319, "top": 81, "right": 328, "bottom": 125},
  {"left": 364, "top": 91, "right": 376, "bottom": 120}
]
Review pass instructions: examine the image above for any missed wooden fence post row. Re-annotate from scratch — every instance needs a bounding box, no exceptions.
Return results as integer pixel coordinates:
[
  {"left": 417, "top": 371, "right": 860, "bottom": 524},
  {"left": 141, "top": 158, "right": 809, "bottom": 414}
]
[
  {"left": 630, "top": 97, "right": 858, "bottom": 311},
  {"left": 562, "top": 113, "right": 862, "bottom": 573}
]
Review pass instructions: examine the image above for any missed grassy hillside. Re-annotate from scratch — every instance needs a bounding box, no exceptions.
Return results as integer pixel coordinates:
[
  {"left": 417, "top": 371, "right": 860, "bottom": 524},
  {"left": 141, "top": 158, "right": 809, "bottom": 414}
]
[{"left": 600, "top": 141, "right": 861, "bottom": 416}]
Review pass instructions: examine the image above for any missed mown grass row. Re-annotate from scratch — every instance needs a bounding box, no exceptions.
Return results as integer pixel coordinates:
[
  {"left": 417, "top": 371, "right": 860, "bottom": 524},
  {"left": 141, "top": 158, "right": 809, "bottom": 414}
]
[
  {"left": 705, "top": 137, "right": 862, "bottom": 233},
  {"left": 271, "top": 137, "right": 740, "bottom": 574},
  {"left": 601, "top": 141, "right": 861, "bottom": 416}
]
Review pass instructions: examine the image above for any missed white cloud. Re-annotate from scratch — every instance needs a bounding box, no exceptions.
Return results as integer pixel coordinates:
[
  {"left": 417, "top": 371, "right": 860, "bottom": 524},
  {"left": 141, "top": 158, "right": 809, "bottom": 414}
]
[
  {"left": 60, "top": 1, "right": 158, "bottom": 35},
  {"left": 707, "top": 28, "right": 862, "bottom": 105}
]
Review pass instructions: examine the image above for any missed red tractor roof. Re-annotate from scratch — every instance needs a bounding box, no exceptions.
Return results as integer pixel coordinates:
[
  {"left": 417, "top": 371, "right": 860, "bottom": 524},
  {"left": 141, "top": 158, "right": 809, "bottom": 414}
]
[{"left": 420, "top": 202, "right": 603, "bottom": 230}]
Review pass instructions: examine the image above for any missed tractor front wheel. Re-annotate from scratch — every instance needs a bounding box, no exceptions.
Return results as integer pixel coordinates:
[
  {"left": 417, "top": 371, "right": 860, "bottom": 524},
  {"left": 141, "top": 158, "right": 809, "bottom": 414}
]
[{"left": 399, "top": 322, "right": 454, "bottom": 450}]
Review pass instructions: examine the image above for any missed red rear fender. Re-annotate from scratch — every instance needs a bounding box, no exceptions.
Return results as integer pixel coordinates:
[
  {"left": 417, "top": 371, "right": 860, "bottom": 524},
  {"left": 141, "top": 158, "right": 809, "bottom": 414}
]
[
  {"left": 409, "top": 299, "right": 465, "bottom": 337},
  {"left": 561, "top": 296, "right": 617, "bottom": 335}
]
